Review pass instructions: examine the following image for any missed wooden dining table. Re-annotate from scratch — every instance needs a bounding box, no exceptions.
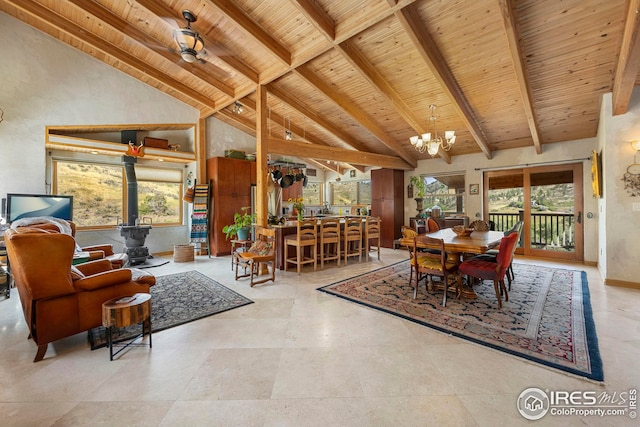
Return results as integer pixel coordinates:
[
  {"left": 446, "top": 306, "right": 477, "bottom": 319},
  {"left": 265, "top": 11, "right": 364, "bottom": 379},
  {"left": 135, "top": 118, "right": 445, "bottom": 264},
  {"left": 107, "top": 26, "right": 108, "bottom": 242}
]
[{"left": 399, "top": 228, "right": 505, "bottom": 299}]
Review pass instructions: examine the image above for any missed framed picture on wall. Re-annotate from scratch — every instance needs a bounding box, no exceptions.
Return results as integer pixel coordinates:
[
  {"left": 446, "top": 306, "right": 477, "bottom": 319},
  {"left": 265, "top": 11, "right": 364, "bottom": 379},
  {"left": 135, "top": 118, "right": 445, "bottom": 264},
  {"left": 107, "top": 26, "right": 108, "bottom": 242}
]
[
  {"left": 591, "top": 150, "right": 602, "bottom": 198},
  {"left": 350, "top": 170, "right": 356, "bottom": 178},
  {"left": 469, "top": 184, "right": 479, "bottom": 195}
]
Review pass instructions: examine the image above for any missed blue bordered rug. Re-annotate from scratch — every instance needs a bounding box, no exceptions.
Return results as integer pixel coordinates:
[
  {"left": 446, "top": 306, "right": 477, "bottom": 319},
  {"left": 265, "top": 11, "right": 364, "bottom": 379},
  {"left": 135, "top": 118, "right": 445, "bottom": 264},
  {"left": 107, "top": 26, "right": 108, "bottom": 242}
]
[{"left": 318, "top": 261, "right": 603, "bottom": 382}]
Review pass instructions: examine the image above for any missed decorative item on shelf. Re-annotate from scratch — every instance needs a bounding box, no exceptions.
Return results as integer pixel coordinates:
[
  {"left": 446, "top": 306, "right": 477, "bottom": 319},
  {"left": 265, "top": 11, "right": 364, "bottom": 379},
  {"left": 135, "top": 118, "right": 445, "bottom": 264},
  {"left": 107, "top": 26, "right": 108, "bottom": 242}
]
[
  {"left": 126, "top": 140, "right": 144, "bottom": 157},
  {"left": 410, "top": 176, "right": 427, "bottom": 216},
  {"left": 289, "top": 197, "right": 305, "bottom": 221},
  {"left": 222, "top": 206, "right": 255, "bottom": 241},
  {"left": 409, "top": 104, "right": 456, "bottom": 156},
  {"left": 452, "top": 225, "right": 474, "bottom": 237}
]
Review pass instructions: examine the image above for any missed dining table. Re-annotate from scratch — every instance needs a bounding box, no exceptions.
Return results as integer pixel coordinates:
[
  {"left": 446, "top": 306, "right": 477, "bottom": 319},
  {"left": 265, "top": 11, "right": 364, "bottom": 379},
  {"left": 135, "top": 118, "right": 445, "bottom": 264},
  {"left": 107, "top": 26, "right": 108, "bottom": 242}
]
[{"left": 399, "top": 228, "right": 505, "bottom": 299}]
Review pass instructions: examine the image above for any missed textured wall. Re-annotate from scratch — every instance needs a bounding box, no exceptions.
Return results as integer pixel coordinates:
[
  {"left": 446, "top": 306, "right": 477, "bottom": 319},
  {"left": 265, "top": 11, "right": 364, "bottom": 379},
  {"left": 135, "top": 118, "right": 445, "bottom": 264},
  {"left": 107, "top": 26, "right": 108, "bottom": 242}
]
[{"left": 0, "top": 13, "right": 199, "bottom": 253}]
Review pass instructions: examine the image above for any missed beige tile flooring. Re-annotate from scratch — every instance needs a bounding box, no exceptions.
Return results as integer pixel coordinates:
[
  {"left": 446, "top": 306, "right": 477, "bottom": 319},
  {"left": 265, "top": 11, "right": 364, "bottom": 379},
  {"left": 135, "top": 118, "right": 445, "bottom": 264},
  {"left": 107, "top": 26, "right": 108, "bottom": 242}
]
[{"left": 0, "top": 249, "right": 638, "bottom": 426}]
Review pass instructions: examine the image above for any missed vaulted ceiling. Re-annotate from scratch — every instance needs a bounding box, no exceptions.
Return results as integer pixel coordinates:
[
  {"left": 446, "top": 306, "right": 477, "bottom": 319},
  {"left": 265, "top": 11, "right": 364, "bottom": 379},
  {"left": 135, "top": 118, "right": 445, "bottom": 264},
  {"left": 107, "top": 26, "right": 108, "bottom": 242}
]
[{"left": 2, "top": 0, "right": 639, "bottom": 172}]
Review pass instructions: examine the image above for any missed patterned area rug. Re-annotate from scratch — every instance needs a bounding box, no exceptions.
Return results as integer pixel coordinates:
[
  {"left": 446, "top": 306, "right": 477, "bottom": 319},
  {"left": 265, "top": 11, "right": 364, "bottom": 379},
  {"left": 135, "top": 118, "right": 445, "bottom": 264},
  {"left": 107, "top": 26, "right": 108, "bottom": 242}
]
[
  {"left": 318, "top": 261, "right": 603, "bottom": 381},
  {"left": 89, "top": 270, "right": 253, "bottom": 349}
]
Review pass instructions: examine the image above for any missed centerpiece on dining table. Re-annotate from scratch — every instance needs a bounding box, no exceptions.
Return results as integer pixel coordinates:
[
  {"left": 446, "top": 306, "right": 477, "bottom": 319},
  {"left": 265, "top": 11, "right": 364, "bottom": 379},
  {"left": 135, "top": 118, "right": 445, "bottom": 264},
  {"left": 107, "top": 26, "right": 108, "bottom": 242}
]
[
  {"left": 452, "top": 224, "right": 474, "bottom": 237},
  {"left": 289, "top": 197, "right": 305, "bottom": 221}
]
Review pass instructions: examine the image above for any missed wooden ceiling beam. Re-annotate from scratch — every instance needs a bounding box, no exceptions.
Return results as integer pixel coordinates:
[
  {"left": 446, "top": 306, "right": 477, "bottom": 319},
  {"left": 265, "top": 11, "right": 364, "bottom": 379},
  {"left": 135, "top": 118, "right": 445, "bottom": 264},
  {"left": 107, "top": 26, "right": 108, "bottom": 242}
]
[
  {"left": 64, "top": 0, "right": 234, "bottom": 97},
  {"left": 217, "top": 109, "right": 257, "bottom": 137},
  {"left": 336, "top": 39, "right": 451, "bottom": 164},
  {"left": 303, "top": 158, "right": 341, "bottom": 174},
  {"left": 267, "top": 138, "right": 413, "bottom": 170},
  {"left": 612, "top": 0, "right": 640, "bottom": 115},
  {"left": 292, "top": 0, "right": 335, "bottom": 40},
  {"left": 295, "top": 64, "right": 417, "bottom": 168},
  {"left": 498, "top": 0, "right": 542, "bottom": 154},
  {"left": 396, "top": 4, "right": 493, "bottom": 160},
  {"left": 204, "top": 0, "right": 291, "bottom": 65},
  {"left": 135, "top": 0, "right": 259, "bottom": 83},
  {"left": 7, "top": 0, "right": 218, "bottom": 111},
  {"left": 267, "top": 84, "right": 371, "bottom": 152}
]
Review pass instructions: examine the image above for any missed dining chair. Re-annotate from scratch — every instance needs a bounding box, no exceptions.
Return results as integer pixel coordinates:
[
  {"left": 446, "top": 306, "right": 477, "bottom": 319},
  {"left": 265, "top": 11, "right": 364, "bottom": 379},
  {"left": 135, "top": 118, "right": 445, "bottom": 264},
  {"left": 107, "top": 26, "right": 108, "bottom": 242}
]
[
  {"left": 342, "top": 217, "right": 362, "bottom": 265},
  {"left": 469, "top": 219, "right": 490, "bottom": 231},
  {"left": 235, "top": 226, "right": 276, "bottom": 287},
  {"left": 284, "top": 219, "right": 317, "bottom": 274},
  {"left": 402, "top": 225, "right": 419, "bottom": 284},
  {"left": 410, "top": 235, "right": 461, "bottom": 307},
  {"left": 476, "top": 220, "right": 524, "bottom": 289},
  {"left": 427, "top": 218, "right": 440, "bottom": 232},
  {"left": 364, "top": 216, "right": 381, "bottom": 261},
  {"left": 318, "top": 217, "right": 340, "bottom": 269},
  {"left": 458, "top": 232, "right": 519, "bottom": 308}
]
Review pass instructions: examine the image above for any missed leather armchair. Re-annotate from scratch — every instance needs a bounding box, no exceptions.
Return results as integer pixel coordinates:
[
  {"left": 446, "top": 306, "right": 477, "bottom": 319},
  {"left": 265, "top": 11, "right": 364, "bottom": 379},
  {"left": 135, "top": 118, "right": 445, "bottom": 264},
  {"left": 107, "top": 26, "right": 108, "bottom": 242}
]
[
  {"left": 13, "top": 220, "right": 128, "bottom": 268},
  {"left": 4, "top": 227, "right": 155, "bottom": 362}
]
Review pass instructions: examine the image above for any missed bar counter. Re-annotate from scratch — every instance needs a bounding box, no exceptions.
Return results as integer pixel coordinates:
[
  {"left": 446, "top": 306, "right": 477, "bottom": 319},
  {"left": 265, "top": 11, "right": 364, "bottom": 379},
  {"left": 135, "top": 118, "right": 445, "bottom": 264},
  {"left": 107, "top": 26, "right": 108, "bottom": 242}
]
[{"left": 270, "top": 216, "right": 370, "bottom": 270}]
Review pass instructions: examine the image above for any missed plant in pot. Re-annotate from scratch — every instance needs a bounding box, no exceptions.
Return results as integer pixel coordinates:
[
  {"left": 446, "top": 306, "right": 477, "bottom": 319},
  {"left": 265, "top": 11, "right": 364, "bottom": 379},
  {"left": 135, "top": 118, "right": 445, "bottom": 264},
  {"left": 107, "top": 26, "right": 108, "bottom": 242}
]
[
  {"left": 222, "top": 206, "right": 255, "bottom": 241},
  {"left": 410, "top": 176, "right": 427, "bottom": 216}
]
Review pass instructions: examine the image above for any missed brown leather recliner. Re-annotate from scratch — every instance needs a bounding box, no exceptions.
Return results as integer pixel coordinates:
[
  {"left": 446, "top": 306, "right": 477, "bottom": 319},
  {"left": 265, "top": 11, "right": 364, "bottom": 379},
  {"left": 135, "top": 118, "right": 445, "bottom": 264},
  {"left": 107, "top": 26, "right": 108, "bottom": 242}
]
[
  {"left": 4, "top": 227, "right": 155, "bottom": 362},
  {"left": 14, "top": 220, "right": 129, "bottom": 268}
]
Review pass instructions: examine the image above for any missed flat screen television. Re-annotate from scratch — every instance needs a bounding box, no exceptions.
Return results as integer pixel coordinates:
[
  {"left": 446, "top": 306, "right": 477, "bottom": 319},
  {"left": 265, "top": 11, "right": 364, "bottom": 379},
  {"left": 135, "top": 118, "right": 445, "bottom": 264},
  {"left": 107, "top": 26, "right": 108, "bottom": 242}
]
[{"left": 6, "top": 193, "right": 73, "bottom": 223}]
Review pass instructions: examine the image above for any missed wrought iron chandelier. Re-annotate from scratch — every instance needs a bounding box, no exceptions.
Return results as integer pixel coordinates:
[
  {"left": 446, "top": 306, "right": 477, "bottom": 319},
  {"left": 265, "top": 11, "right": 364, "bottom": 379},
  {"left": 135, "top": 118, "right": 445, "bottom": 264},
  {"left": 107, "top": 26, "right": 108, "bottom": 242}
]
[{"left": 409, "top": 104, "right": 456, "bottom": 157}]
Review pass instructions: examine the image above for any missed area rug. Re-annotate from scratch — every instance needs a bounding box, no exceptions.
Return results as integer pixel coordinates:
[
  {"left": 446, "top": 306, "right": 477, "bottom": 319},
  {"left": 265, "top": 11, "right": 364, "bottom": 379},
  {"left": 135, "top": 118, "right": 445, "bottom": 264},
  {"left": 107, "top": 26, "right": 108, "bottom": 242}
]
[
  {"left": 318, "top": 261, "right": 603, "bottom": 382},
  {"left": 89, "top": 270, "right": 253, "bottom": 349}
]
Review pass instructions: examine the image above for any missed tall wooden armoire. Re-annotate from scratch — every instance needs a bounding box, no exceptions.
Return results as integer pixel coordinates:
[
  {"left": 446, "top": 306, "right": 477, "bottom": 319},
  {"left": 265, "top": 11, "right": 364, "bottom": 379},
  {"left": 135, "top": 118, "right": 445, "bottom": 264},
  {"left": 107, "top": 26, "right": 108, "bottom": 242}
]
[
  {"left": 207, "top": 157, "right": 253, "bottom": 256},
  {"left": 371, "top": 168, "right": 404, "bottom": 248}
]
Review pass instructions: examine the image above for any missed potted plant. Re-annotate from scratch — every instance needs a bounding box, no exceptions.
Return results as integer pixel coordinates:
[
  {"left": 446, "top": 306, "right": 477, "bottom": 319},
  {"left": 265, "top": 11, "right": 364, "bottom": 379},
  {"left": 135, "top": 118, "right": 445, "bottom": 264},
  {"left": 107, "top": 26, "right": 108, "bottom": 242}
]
[
  {"left": 222, "top": 206, "right": 255, "bottom": 240},
  {"left": 410, "top": 176, "right": 427, "bottom": 216}
]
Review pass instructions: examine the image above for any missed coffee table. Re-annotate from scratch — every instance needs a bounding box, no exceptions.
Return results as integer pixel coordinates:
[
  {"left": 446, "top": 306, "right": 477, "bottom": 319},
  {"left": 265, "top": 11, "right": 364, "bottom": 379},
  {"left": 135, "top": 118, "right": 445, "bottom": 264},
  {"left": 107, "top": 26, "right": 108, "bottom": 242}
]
[{"left": 101, "top": 293, "right": 152, "bottom": 360}]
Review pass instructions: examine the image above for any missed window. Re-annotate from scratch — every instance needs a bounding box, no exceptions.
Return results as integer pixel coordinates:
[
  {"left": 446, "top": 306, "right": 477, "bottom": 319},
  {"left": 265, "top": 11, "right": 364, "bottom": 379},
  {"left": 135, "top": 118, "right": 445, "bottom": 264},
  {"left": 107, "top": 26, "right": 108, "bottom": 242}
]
[
  {"left": 302, "top": 182, "right": 323, "bottom": 206},
  {"left": 54, "top": 160, "right": 183, "bottom": 228},
  {"left": 330, "top": 180, "right": 371, "bottom": 205},
  {"left": 417, "top": 173, "right": 465, "bottom": 214}
]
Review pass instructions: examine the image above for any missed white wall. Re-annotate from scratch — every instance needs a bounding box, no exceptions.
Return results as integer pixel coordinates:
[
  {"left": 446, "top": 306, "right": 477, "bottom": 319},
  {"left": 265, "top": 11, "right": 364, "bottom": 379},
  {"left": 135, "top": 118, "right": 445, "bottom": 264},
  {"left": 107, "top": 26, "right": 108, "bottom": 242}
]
[
  {"left": 0, "top": 13, "right": 199, "bottom": 253},
  {"left": 601, "top": 91, "right": 640, "bottom": 284}
]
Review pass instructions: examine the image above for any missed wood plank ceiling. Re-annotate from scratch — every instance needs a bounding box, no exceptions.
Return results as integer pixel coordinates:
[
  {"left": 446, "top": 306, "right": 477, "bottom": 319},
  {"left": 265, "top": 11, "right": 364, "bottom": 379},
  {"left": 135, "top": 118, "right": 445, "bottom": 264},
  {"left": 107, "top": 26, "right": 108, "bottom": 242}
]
[{"left": 2, "top": 0, "right": 639, "bottom": 172}]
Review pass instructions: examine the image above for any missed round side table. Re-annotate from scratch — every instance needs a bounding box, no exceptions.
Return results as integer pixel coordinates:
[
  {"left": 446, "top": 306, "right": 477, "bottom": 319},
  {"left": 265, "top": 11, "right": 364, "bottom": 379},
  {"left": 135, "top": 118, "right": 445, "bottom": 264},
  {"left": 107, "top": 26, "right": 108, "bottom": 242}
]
[{"left": 102, "top": 293, "right": 152, "bottom": 360}]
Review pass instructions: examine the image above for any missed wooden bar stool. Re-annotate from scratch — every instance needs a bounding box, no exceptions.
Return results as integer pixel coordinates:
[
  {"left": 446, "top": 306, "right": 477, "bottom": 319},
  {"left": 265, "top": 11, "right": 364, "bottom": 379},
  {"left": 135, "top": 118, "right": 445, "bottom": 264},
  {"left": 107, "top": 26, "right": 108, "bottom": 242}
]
[
  {"left": 318, "top": 218, "right": 341, "bottom": 269},
  {"left": 364, "top": 216, "right": 381, "bottom": 261},
  {"left": 284, "top": 219, "right": 317, "bottom": 274},
  {"left": 342, "top": 217, "right": 362, "bottom": 265}
]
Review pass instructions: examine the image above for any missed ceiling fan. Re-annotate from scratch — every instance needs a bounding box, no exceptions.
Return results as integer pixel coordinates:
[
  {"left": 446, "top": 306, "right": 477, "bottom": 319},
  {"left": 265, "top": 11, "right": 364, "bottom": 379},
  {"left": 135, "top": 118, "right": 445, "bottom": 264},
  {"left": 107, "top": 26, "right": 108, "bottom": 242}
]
[{"left": 173, "top": 10, "right": 205, "bottom": 63}]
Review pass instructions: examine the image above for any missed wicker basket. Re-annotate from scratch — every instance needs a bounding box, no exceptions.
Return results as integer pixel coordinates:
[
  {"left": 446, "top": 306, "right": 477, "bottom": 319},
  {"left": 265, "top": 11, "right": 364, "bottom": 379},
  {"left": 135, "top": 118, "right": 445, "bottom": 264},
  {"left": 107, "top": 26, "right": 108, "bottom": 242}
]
[{"left": 173, "top": 244, "right": 195, "bottom": 262}]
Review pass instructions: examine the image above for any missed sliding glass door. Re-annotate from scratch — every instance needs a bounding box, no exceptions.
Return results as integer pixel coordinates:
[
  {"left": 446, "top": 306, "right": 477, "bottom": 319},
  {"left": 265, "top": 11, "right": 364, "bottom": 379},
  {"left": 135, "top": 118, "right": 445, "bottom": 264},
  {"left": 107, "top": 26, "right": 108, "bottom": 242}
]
[{"left": 484, "top": 163, "right": 583, "bottom": 261}]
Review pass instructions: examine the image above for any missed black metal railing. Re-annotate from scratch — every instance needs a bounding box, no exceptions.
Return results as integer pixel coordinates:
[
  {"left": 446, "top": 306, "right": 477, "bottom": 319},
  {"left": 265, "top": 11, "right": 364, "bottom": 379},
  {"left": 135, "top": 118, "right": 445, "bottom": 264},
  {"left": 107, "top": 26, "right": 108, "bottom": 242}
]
[{"left": 488, "top": 211, "right": 575, "bottom": 251}]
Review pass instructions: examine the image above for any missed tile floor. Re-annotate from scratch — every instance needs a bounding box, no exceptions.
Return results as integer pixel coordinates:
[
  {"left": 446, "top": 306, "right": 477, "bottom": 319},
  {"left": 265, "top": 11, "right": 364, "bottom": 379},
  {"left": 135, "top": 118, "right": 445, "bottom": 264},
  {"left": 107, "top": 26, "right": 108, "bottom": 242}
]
[{"left": 0, "top": 249, "right": 638, "bottom": 426}]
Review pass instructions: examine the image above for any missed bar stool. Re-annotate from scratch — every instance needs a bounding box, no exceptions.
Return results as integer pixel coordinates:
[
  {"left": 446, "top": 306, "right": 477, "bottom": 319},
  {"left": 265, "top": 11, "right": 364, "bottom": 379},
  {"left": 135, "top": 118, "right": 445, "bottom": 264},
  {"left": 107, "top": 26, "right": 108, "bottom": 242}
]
[
  {"left": 342, "top": 217, "right": 362, "bottom": 265},
  {"left": 364, "top": 216, "right": 381, "bottom": 261},
  {"left": 284, "top": 219, "right": 317, "bottom": 274},
  {"left": 318, "top": 217, "right": 341, "bottom": 269}
]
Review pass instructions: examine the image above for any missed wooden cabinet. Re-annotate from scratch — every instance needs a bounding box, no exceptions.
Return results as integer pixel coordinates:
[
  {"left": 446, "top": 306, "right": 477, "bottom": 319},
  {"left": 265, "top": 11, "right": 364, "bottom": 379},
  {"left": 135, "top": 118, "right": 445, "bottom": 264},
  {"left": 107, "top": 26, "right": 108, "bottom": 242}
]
[
  {"left": 207, "top": 157, "right": 253, "bottom": 256},
  {"left": 371, "top": 169, "right": 404, "bottom": 248},
  {"left": 281, "top": 181, "right": 303, "bottom": 202}
]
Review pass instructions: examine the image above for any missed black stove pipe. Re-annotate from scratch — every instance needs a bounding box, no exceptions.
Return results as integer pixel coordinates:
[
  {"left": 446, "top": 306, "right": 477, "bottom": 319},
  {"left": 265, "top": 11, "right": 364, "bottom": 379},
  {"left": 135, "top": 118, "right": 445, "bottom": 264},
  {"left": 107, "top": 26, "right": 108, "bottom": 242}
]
[{"left": 122, "top": 155, "right": 138, "bottom": 226}]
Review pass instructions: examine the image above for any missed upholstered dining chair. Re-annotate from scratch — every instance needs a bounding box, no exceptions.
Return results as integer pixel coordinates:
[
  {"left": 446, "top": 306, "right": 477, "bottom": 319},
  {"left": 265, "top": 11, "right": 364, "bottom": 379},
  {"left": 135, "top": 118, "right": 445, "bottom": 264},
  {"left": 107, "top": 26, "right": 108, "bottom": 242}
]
[
  {"left": 318, "top": 217, "right": 340, "bottom": 269},
  {"left": 458, "top": 232, "right": 519, "bottom": 308},
  {"left": 402, "top": 225, "right": 419, "bottom": 284},
  {"left": 476, "top": 220, "right": 524, "bottom": 289},
  {"left": 284, "top": 219, "right": 317, "bottom": 274},
  {"left": 410, "top": 235, "right": 461, "bottom": 307},
  {"left": 235, "top": 226, "right": 276, "bottom": 287},
  {"left": 427, "top": 218, "right": 440, "bottom": 232},
  {"left": 364, "top": 216, "right": 381, "bottom": 261}
]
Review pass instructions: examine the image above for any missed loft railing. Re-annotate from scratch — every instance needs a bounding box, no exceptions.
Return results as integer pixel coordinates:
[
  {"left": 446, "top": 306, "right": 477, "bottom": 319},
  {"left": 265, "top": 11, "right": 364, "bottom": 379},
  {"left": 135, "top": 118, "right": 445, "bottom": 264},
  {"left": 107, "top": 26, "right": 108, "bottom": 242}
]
[{"left": 488, "top": 211, "right": 575, "bottom": 251}]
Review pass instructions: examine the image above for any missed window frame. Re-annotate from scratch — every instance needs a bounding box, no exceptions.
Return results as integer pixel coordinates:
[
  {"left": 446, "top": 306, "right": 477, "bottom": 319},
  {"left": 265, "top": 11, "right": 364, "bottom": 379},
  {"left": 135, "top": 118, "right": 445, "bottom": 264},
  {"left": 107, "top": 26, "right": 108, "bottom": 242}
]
[
  {"left": 417, "top": 172, "right": 466, "bottom": 215},
  {"left": 53, "top": 159, "right": 184, "bottom": 229}
]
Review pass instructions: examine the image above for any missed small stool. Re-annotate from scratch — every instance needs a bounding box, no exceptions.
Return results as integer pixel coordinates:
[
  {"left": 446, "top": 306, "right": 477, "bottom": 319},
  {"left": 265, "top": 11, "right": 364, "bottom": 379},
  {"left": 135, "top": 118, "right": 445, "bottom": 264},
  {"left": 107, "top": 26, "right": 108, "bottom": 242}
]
[{"left": 102, "top": 293, "right": 152, "bottom": 361}]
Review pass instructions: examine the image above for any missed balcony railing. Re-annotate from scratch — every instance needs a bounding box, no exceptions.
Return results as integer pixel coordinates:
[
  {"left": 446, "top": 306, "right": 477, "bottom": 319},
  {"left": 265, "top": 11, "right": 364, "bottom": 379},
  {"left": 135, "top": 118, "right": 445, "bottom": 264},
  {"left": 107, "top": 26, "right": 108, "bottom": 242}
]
[{"left": 488, "top": 211, "right": 575, "bottom": 251}]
